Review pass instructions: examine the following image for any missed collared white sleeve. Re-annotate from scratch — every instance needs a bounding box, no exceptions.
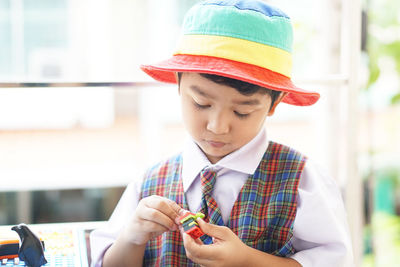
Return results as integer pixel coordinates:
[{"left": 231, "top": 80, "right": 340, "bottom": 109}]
[
  {"left": 289, "top": 160, "right": 354, "bottom": 267},
  {"left": 89, "top": 180, "right": 142, "bottom": 267}
]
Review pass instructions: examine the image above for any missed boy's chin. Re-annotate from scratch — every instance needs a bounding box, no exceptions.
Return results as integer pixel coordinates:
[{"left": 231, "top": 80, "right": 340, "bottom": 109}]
[
  {"left": 201, "top": 147, "right": 233, "bottom": 164},
  {"left": 204, "top": 154, "right": 224, "bottom": 164}
]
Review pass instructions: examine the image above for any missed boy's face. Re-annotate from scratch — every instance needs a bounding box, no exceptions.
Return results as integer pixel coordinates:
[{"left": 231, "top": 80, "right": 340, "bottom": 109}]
[{"left": 179, "top": 72, "right": 283, "bottom": 164}]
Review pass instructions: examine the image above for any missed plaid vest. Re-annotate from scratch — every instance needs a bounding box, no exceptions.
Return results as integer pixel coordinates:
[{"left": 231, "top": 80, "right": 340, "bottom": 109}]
[{"left": 139, "top": 141, "right": 306, "bottom": 266}]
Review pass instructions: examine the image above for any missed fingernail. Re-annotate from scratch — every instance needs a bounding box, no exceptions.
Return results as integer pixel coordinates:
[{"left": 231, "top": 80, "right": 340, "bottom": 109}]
[{"left": 178, "top": 209, "right": 187, "bottom": 216}]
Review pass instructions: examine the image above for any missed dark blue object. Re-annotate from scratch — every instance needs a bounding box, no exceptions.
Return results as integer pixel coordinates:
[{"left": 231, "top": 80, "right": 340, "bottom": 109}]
[{"left": 11, "top": 224, "right": 47, "bottom": 267}]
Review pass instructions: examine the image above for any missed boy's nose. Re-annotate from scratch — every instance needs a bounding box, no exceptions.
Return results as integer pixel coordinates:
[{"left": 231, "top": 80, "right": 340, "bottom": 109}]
[{"left": 206, "top": 112, "right": 230, "bottom": 135}]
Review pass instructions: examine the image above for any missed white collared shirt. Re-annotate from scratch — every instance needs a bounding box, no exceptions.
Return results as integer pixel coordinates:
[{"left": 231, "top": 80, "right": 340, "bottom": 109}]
[{"left": 90, "top": 128, "right": 354, "bottom": 267}]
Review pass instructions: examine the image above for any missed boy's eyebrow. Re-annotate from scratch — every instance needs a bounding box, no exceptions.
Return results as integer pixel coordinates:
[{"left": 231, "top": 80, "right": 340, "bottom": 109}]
[
  {"left": 232, "top": 99, "right": 261, "bottom": 106},
  {"left": 190, "top": 85, "right": 261, "bottom": 105},
  {"left": 190, "top": 85, "right": 216, "bottom": 99}
]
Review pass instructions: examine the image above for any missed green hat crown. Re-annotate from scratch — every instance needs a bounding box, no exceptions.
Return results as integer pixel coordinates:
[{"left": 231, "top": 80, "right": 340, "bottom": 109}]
[{"left": 175, "top": 0, "right": 294, "bottom": 78}]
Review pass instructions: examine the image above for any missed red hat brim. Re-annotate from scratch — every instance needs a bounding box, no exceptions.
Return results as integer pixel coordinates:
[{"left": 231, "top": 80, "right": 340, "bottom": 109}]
[{"left": 140, "top": 54, "right": 320, "bottom": 106}]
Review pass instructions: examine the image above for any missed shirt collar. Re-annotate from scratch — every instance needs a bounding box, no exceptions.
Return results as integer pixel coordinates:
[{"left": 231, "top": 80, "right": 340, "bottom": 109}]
[{"left": 182, "top": 127, "right": 268, "bottom": 192}]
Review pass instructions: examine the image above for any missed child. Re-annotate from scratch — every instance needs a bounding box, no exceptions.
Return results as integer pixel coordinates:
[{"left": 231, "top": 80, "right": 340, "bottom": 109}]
[{"left": 90, "top": 1, "right": 353, "bottom": 266}]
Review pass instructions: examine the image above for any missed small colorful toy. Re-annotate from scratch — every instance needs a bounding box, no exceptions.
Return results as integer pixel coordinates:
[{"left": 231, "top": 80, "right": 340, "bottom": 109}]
[
  {"left": 178, "top": 212, "right": 205, "bottom": 239},
  {"left": 0, "top": 224, "right": 46, "bottom": 266},
  {"left": 1, "top": 224, "right": 90, "bottom": 267},
  {"left": 0, "top": 239, "right": 19, "bottom": 265},
  {"left": 12, "top": 224, "right": 47, "bottom": 267}
]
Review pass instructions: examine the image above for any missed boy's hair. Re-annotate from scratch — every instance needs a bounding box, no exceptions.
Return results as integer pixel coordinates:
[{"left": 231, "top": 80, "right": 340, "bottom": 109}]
[{"left": 177, "top": 72, "right": 282, "bottom": 109}]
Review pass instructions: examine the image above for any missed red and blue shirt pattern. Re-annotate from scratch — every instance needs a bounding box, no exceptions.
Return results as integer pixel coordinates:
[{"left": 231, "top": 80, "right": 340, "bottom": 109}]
[{"left": 139, "top": 141, "right": 307, "bottom": 266}]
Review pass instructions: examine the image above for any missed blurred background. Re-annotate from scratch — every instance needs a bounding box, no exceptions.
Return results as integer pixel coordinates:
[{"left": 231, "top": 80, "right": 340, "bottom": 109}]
[{"left": 0, "top": 0, "right": 399, "bottom": 266}]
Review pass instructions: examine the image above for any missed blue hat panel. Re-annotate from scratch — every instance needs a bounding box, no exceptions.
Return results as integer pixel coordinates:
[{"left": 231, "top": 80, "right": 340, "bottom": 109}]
[{"left": 201, "top": 0, "right": 290, "bottom": 19}]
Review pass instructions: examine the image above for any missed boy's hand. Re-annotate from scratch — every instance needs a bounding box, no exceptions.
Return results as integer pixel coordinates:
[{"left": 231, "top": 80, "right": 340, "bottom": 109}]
[
  {"left": 123, "top": 195, "right": 182, "bottom": 246},
  {"left": 182, "top": 218, "right": 248, "bottom": 267}
]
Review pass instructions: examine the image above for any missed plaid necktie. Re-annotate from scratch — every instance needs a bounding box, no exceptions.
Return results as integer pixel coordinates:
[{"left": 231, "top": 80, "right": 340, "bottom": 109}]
[
  {"left": 197, "top": 169, "right": 224, "bottom": 244},
  {"left": 198, "top": 169, "right": 224, "bottom": 226}
]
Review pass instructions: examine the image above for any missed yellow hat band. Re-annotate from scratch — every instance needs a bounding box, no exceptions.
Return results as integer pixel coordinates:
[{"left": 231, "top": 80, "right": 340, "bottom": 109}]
[{"left": 174, "top": 34, "right": 292, "bottom": 78}]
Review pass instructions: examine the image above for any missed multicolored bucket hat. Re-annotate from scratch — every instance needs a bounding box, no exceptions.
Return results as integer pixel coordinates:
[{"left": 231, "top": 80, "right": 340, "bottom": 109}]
[{"left": 141, "top": 0, "right": 320, "bottom": 106}]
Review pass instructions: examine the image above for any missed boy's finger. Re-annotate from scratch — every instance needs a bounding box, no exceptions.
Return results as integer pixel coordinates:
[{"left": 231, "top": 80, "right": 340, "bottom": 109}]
[
  {"left": 161, "top": 197, "right": 183, "bottom": 221},
  {"left": 182, "top": 233, "right": 216, "bottom": 265},
  {"left": 140, "top": 197, "right": 181, "bottom": 230},
  {"left": 182, "top": 233, "right": 205, "bottom": 255},
  {"left": 175, "top": 208, "right": 190, "bottom": 225},
  {"left": 182, "top": 233, "right": 198, "bottom": 248},
  {"left": 165, "top": 199, "right": 183, "bottom": 216},
  {"left": 194, "top": 238, "right": 203, "bottom": 245},
  {"left": 197, "top": 218, "right": 228, "bottom": 240},
  {"left": 145, "top": 196, "right": 180, "bottom": 219},
  {"left": 140, "top": 207, "right": 177, "bottom": 231},
  {"left": 141, "top": 220, "right": 170, "bottom": 234}
]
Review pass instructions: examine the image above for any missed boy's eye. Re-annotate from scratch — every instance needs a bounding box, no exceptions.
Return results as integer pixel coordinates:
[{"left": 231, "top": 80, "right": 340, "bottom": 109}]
[
  {"left": 234, "top": 111, "right": 250, "bottom": 118},
  {"left": 193, "top": 101, "right": 210, "bottom": 109}
]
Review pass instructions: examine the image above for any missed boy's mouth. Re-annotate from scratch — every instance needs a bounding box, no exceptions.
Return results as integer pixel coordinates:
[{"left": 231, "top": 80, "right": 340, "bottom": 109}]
[{"left": 206, "top": 140, "right": 226, "bottom": 148}]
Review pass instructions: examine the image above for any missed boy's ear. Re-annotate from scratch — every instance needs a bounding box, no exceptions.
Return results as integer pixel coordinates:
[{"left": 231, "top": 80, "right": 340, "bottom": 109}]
[
  {"left": 175, "top": 72, "right": 181, "bottom": 94},
  {"left": 268, "top": 92, "right": 288, "bottom": 116}
]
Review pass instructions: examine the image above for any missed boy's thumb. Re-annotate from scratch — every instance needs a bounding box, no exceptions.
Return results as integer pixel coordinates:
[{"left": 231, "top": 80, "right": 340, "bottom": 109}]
[{"left": 197, "top": 218, "right": 227, "bottom": 239}]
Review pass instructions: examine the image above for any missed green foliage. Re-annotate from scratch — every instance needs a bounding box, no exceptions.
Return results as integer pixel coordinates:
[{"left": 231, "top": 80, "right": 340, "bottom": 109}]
[
  {"left": 391, "top": 93, "right": 400, "bottom": 104},
  {"left": 366, "top": 55, "right": 380, "bottom": 89},
  {"left": 371, "top": 212, "right": 400, "bottom": 267},
  {"left": 365, "top": 0, "right": 400, "bottom": 105},
  {"left": 376, "top": 167, "right": 400, "bottom": 185},
  {"left": 383, "top": 41, "right": 400, "bottom": 74},
  {"left": 362, "top": 253, "right": 374, "bottom": 267}
]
